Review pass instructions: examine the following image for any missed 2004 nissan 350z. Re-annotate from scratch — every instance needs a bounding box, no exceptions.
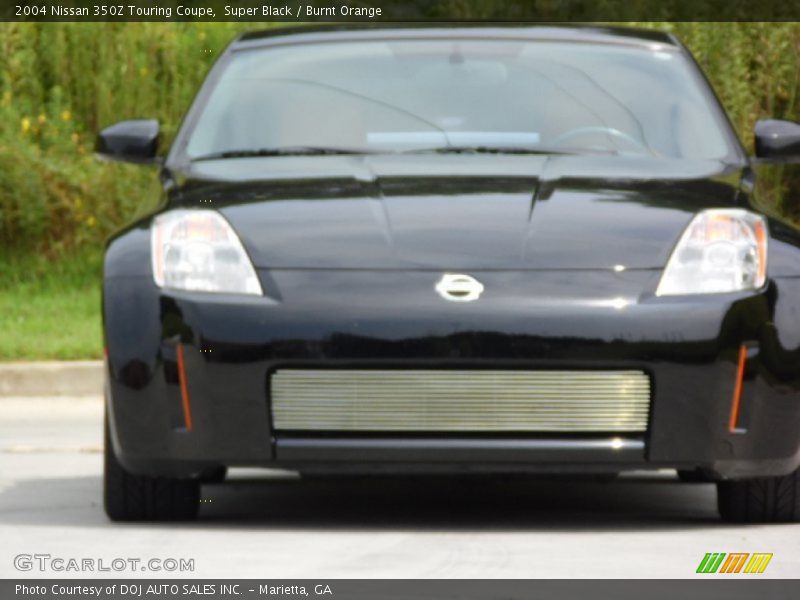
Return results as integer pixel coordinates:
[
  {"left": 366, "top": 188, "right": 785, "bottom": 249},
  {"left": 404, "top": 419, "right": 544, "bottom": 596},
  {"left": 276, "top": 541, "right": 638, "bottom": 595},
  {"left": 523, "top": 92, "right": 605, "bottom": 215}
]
[{"left": 99, "top": 25, "right": 800, "bottom": 522}]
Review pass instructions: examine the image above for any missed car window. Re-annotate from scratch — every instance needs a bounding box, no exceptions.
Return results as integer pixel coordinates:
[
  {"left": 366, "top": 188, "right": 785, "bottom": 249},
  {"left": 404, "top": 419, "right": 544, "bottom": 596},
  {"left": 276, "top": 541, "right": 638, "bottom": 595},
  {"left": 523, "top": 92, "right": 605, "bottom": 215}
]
[{"left": 185, "top": 39, "right": 732, "bottom": 160}]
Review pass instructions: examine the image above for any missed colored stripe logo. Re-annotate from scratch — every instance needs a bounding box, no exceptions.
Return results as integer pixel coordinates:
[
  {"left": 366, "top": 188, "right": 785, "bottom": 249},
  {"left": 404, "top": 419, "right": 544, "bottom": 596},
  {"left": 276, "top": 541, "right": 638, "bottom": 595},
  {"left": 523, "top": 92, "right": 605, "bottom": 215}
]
[{"left": 697, "top": 553, "right": 772, "bottom": 574}]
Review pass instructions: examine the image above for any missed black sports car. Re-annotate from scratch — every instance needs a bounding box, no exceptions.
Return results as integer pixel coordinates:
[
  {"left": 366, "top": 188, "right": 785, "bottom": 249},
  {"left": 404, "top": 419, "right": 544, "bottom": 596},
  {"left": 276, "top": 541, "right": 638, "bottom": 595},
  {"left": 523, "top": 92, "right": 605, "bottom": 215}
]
[{"left": 99, "top": 25, "right": 800, "bottom": 522}]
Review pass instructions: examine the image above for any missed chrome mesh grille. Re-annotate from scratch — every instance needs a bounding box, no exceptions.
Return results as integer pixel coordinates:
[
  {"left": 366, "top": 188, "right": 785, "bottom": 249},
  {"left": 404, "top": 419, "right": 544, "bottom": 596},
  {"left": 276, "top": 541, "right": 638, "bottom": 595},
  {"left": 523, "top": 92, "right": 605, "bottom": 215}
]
[{"left": 271, "top": 369, "right": 650, "bottom": 432}]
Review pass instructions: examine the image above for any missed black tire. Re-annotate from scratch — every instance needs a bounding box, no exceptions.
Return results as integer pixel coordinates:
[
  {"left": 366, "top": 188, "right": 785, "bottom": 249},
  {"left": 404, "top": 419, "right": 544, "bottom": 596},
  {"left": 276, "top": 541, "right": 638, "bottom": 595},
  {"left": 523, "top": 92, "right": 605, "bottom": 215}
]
[
  {"left": 590, "top": 472, "right": 619, "bottom": 483},
  {"left": 677, "top": 469, "right": 711, "bottom": 483},
  {"left": 199, "top": 465, "right": 227, "bottom": 483},
  {"left": 104, "top": 417, "right": 200, "bottom": 522},
  {"left": 717, "top": 469, "right": 800, "bottom": 523}
]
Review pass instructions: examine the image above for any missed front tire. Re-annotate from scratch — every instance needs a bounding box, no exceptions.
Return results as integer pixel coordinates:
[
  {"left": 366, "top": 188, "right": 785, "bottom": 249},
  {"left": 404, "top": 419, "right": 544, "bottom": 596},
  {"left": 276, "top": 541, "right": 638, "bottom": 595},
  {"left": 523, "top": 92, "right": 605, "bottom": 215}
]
[
  {"left": 677, "top": 469, "right": 711, "bottom": 483},
  {"left": 199, "top": 465, "right": 227, "bottom": 483},
  {"left": 717, "top": 469, "right": 800, "bottom": 523},
  {"left": 104, "top": 417, "right": 200, "bottom": 521}
]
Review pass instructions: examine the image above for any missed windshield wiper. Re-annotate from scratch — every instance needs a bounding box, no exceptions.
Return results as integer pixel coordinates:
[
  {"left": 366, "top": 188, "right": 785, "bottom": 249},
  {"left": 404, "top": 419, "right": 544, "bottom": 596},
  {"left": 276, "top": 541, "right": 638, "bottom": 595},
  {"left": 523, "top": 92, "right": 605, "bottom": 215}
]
[
  {"left": 404, "top": 145, "right": 616, "bottom": 156},
  {"left": 191, "top": 146, "right": 378, "bottom": 161},
  {"left": 192, "top": 145, "right": 621, "bottom": 161}
]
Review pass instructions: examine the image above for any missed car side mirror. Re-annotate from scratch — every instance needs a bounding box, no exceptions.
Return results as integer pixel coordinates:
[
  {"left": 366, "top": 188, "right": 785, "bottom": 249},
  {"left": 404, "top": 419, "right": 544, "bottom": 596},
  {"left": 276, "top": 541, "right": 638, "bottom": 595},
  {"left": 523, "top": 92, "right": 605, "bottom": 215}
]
[
  {"left": 95, "top": 119, "right": 160, "bottom": 164},
  {"left": 754, "top": 119, "right": 800, "bottom": 162}
]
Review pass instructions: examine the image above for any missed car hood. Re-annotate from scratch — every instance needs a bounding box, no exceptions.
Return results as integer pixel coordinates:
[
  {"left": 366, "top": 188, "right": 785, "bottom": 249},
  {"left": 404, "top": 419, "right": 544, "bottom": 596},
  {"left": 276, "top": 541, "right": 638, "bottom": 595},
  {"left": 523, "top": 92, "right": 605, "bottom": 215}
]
[{"left": 170, "top": 155, "right": 745, "bottom": 270}]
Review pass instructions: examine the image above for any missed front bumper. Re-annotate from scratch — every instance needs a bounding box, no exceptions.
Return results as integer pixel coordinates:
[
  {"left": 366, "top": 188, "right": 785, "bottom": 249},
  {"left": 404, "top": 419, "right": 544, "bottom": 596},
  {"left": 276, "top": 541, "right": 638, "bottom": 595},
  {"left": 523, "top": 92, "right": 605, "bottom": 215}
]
[{"left": 103, "top": 269, "right": 800, "bottom": 479}]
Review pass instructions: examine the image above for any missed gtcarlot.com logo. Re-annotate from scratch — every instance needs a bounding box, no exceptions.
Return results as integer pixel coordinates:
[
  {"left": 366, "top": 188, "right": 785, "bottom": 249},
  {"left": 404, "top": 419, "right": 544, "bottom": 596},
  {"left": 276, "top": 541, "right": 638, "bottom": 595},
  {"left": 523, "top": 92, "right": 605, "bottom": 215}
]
[
  {"left": 696, "top": 552, "right": 772, "bottom": 574},
  {"left": 14, "top": 554, "right": 194, "bottom": 573}
]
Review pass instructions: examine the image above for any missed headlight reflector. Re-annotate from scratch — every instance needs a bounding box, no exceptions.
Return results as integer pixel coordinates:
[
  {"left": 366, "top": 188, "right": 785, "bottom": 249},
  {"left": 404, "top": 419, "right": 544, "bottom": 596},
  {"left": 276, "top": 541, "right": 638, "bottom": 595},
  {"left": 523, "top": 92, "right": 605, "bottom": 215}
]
[
  {"left": 151, "top": 209, "right": 262, "bottom": 295},
  {"left": 656, "top": 209, "right": 767, "bottom": 296}
]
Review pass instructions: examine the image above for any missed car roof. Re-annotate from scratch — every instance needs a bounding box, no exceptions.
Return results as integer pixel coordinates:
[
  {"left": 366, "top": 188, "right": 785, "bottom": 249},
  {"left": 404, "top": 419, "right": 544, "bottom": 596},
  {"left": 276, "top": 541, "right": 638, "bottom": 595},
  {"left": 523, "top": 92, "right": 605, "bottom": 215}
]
[{"left": 234, "top": 24, "right": 680, "bottom": 51}]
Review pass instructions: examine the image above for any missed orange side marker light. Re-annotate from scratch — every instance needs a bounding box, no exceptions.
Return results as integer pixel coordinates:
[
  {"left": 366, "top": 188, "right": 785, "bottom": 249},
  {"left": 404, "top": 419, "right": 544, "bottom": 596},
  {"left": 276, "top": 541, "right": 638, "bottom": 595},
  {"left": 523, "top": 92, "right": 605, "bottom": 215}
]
[
  {"left": 728, "top": 344, "right": 748, "bottom": 433},
  {"left": 175, "top": 343, "right": 194, "bottom": 431}
]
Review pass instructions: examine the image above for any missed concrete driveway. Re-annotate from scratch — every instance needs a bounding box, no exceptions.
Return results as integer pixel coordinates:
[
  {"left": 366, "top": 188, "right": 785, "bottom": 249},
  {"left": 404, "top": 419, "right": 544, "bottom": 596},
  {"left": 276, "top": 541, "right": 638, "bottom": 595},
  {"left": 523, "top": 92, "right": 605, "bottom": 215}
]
[{"left": 1, "top": 396, "right": 798, "bottom": 578}]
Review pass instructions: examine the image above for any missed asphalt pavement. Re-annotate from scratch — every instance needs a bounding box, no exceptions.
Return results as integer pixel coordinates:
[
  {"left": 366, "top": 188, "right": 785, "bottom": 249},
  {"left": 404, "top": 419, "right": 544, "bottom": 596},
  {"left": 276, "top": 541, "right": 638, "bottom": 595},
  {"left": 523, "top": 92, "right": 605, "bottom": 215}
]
[{"left": 1, "top": 396, "right": 799, "bottom": 578}]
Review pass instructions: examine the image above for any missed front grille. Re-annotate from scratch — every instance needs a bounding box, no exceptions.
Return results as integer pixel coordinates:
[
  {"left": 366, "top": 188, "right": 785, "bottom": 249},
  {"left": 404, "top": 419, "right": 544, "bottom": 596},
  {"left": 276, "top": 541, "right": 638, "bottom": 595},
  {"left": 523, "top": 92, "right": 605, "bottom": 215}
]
[{"left": 271, "top": 369, "right": 651, "bottom": 432}]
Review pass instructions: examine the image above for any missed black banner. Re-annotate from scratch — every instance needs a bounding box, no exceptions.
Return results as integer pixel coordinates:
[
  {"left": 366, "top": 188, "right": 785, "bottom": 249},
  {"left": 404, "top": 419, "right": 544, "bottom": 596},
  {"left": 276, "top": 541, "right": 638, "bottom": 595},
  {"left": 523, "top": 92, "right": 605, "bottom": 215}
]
[
  {"left": 4, "top": 580, "right": 800, "bottom": 600},
  {"left": 3, "top": 0, "right": 800, "bottom": 22}
]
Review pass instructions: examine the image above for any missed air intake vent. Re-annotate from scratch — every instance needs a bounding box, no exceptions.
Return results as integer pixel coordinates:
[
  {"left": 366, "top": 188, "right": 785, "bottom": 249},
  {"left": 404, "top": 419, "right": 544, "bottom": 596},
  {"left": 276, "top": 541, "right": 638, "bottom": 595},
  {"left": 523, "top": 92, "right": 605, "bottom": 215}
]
[{"left": 271, "top": 369, "right": 650, "bottom": 432}]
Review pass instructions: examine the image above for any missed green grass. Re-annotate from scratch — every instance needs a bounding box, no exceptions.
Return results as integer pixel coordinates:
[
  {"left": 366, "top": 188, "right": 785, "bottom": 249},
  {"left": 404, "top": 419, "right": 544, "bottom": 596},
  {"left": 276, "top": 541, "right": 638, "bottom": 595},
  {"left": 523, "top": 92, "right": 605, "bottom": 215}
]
[{"left": 0, "top": 250, "right": 102, "bottom": 360}]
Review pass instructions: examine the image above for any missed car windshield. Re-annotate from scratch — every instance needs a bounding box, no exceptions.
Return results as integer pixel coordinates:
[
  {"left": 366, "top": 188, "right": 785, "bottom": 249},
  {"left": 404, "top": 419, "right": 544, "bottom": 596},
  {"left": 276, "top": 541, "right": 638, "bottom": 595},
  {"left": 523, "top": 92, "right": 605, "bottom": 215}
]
[{"left": 185, "top": 38, "right": 733, "bottom": 160}]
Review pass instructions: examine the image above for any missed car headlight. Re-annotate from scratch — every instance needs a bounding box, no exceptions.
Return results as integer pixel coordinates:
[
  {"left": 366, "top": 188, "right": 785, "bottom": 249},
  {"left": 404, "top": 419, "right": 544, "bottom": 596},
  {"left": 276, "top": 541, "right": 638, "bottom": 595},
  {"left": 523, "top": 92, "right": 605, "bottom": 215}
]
[
  {"left": 656, "top": 208, "right": 767, "bottom": 296},
  {"left": 151, "top": 209, "right": 262, "bottom": 295}
]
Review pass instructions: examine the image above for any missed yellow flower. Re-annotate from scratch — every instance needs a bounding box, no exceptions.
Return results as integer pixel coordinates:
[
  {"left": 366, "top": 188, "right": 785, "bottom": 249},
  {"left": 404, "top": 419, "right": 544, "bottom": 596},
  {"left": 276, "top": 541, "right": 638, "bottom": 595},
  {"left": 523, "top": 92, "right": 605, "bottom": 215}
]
[
  {"left": 71, "top": 133, "right": 80, "bottom": 144},
  {"left": 86, "top": 215, "right": 97, "bottom": 228},
  {"left": 37, "top": 114, "right": 46, "bottom": 125},
  {"left": 61, "top": 110, "right": 72, "bottom": 122},
  {"left": 21, "top": 117, "right": 31, "bottom": 133}
]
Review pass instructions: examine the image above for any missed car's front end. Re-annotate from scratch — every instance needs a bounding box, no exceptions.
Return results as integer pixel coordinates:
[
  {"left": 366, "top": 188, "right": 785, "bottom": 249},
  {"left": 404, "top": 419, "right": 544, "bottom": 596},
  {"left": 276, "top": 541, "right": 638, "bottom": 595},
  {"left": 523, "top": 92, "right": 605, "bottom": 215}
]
[
  {"left": 99, "top": 25, "right": 800, "bottom": 522},
  {"left": 104, "top": 157, "right": 800, "bottom": 483}
]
